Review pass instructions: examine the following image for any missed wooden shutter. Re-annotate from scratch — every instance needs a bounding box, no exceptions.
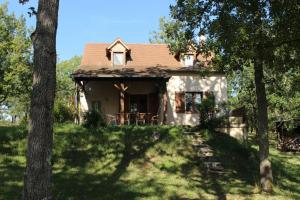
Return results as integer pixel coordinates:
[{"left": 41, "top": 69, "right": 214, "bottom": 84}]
[
  {"left": 149, "top": 93, "right": 159, "bottom": 115},
  {"left": 204, "top": 91, "right": 210, "bottom": 98},
  {"left": 175, "top": 92, "right": 185, "bottom": 113}
]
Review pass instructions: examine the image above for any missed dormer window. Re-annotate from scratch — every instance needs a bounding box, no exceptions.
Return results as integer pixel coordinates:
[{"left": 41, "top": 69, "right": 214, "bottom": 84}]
[
  {"left": 107, "top": 38, "right": 130, "bottom": 67},
  {"left": 113, "top": 52, "right": 124, "bottom": 66},
  {"left": 183, "top": 54, "right": 194, "bottom": 67}
]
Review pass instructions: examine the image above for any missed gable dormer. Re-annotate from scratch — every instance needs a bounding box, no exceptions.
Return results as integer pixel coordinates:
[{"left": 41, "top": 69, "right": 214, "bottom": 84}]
[
  {"left": 179, "top": 45, "right": 197, "bottom": 67},
  {"left": 106, "top": 38, "right": 130, "bottom": 67}
]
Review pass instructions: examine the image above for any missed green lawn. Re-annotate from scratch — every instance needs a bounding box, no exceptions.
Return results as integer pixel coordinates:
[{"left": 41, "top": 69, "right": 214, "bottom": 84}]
[{"left": 0, "top": 124, "right": 299, "bottom": 200}]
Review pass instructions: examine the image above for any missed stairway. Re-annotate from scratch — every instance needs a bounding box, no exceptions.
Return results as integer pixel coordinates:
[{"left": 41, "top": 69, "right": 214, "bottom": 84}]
[{"left": 184, "top": 131, "right": 225, "bottom": 174}]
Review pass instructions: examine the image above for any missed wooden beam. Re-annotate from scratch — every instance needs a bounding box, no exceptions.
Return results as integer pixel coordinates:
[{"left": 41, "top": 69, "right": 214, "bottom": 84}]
[
  {"left": 120, "top": 90, "right": 125, "bottom": 125},
  {"left": 114, "top": 83, "right": 128, "bottom": 92},
  {"left": 163, "top": 88, "right": 168, "bottom": 124},
  {"left": 114, "top": 82, "right": 128, "bottom": 125},
  {"left": 158, "top": 81, "right": 167, "bottom": 125},
  {"left": 75, "top": 83, "right": 80, "bottom": 124}
]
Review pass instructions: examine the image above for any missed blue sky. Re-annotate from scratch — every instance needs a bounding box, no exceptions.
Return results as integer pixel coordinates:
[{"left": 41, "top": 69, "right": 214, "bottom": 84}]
[{"left": 4, "top": 0, "right": 175, "bottom": 61}]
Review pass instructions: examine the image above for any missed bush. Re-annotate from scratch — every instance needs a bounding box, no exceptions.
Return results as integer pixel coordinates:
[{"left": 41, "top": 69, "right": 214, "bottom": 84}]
[
  {"left": 199, "top": 93, "right": 215, "bottom": 126},
  {"left": 54, "top": 101, "right": 75, "bottom": 123},
  {"left": 19, "top": 115, "right": 29, "bottom": 127},
  {"left": 83, "top": 109, "right": 105, "bottom": 129}
]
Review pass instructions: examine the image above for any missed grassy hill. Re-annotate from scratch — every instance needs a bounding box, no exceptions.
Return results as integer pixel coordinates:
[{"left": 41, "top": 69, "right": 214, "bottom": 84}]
[{"left": 0, "top": 124, "right": 299, "bottom": 200}]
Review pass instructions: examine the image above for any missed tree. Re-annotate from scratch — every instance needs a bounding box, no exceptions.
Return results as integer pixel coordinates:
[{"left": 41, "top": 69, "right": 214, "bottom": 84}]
[
  {"left": 160, "top": 0, "right": 300, "bottom": 192},
  {"left": 54, "top": 56, "right": 81, "bottom": 123},
  {"left": 0, "top": 3, "right": 32, "bottom": 105},
  {"left": 56, "top": 56, "right": 81, "bottom": 102},
  {"left": 21, "top": 0, "right": 60, "bottom": 199}
]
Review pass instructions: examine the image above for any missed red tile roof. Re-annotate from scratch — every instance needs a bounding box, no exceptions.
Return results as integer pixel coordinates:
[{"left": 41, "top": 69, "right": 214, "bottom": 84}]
[{"left": 74, "top": 41, "right": 213, "bottom": 78}]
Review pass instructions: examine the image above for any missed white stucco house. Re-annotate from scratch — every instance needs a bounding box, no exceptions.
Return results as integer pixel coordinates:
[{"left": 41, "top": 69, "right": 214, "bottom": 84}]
[{"left": 72, "top": 38, "right": 227, "bottom": 126}]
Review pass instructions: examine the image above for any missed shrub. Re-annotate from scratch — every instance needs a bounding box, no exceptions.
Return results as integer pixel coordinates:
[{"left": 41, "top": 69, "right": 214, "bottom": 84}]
[
  {"left": 19, "top": 115, "right": 29, "bottom": 127},
  {"left": 83, "top": 109, "right": 105, "bottom": 129},
  {"left": 199, "top": 93, "right": 215, "bottom": 126},
  {"left": 54, "top": 101, "right": 75, "bottom": 123}
]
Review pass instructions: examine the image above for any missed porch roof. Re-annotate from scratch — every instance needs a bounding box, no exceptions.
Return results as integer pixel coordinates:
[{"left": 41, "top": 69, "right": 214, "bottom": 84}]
[
  {"left": 72, "top": 66, "right": 168, "bottom": 78},
  {"left": 71, "top": 65, "right": 208, "bottom": 79}
]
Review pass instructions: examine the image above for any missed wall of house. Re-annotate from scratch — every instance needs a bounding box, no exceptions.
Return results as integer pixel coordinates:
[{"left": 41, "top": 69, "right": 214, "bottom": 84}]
[
  {"left": 79, "top": 74, "right": 227, "bottom": 126},
  {"left": 80, "top": 81, "right": 119, "bottom": 115},
  {"left": 166, "top": 74, "right": 227, "bottom": 126}
]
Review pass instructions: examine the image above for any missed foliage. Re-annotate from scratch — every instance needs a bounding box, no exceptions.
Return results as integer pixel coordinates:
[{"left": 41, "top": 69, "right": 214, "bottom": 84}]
[
  {"left": 227, "top": 60, "right": 300, "bottom": 134},
  {"left": 83, "top": 109, "right": 105, "bottom": 129},
  {"left": 199, "top": 93, "right": 215, "bottom": 126},
  {"left": 56, "top": 56, "right": 81, "bottom": 100},
  {"left": 1, "top": 124, "right": 300, "bottom": 199},
  {"left": 149, "top": 17, "right": 191, "bottom": 53},
  {"left": 0, "top": 3, "right": 32, "bottom": 120},
  {"left": 54, "top": 56, "right": 81, "bottom": 123},
  {"left": 266, "top": 66, "right": 300, "bottom": 130},
  {"left": 228, "top": 65, "right": 258, "bottom": 133},
  {"left": 53, "top": 100, "right": 75, "bottom": 123}
]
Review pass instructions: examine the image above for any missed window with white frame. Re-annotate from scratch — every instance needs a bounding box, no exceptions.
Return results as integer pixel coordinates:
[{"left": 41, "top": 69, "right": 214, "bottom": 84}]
[
  {"left": 113, "top": 52, "right": 124, "bottom": 66},
  {"left": 183, "top": 54, "right": 194, "bottom": 66}
]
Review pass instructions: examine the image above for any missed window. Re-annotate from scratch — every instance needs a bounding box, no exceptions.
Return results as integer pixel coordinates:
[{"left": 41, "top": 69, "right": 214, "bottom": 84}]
[
  {"left": 113, "top": 52, "right": 124, "bottom": 66},
  {"left": 175, "top": 92, "right": 204, "bottom": 113},
  {"left": 185, "top": 93, "right": 193, "bottom": 112},
  {"left": 194, "top": 93, "right": 202, "bottom": 112},
  {"left": 183, "top": 54, "right": 194, "bottom": 66},
  {"left": 185, "top": 92, "right": 203, "bottom": 113}
]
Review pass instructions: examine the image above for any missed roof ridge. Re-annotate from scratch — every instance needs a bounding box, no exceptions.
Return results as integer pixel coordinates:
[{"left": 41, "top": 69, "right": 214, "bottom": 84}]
[
  {"left": 84, "top": 43, "right": 168, "bottom": 46},
  {"left": 128, "top": 43, "right": 168, "bottom": 45}
]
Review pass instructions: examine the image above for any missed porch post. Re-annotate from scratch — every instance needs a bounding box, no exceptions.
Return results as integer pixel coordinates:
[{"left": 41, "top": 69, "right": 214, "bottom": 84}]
[
  {"left": 75, "top": 82, "right": 80, "bottom": 124},
  {"left": 158, "top": 80, "right": 167, "bottom": 125},
  {"left": 114, "top": 82, "right": 128, "bottom": 125},
  {"left": 120, "top": 84, "right": 125, "bottom": 124}
]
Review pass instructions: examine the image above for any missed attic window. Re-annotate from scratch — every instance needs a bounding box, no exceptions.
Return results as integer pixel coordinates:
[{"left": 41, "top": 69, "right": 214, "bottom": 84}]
[
  {"left": 113, "top": 52, "right": 124, "bottom": 66},
  {"left": 183, "top": 54, "right": 194, "bottom": 67}
]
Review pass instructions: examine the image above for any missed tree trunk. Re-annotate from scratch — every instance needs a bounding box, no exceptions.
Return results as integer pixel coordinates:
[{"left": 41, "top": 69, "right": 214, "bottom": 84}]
[
  {"left": 23, "top": 0, "right": 59, "bottom": 200},
  {"left": 253, "top": 58, "right": 273, "bottom": 193}
]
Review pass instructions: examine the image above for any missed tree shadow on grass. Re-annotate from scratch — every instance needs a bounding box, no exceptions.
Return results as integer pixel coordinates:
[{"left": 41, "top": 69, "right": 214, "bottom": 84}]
[
  {"left": 0, "top": 126, "right": 26, "bottom": 200},
  {"left": 53, "top": 125, "right": 169, "bottom": 200},
  {"left": 0, "top": 158, "right": 24, "bottom": 200},
  {"left": 106, "top": 126, "right": 161, "bottom": 184}
]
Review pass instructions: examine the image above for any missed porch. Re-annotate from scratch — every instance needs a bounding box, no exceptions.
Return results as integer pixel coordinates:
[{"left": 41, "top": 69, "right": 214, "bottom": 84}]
[{"left": 75, "top": 78, "right": 168, "bottom": 125}]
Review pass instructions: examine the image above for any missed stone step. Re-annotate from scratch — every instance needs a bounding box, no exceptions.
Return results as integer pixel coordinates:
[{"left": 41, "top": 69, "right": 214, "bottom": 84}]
[
  {"left": 207, "top": 169, "right": 226, "bottom": 175},
  {"left": 204, "top": 161, "right": 224, "bottom": 171},
  {"left": 183, "top": 131, "right": 196, "bottom": 135},
  {"left": 191, "top": 141, "right": 204, "bottom": 147},
  {"left": 191, "top": 138, "right": 204, "bottom": 142},
  {"left": 198, "top": 146, "right": 213, "bottom": 153},
  {"left": 197, "top": 155, "right": 219, "bottom": 161}
]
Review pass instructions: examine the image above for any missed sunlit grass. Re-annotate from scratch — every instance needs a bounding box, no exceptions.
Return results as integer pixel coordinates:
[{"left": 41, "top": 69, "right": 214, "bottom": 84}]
[{"left": 0, "top": 124, "right": 299, "bottom": 199}]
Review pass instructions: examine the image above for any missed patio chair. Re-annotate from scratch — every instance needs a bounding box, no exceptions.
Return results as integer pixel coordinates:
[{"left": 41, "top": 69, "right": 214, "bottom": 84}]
[
  {"left": 136, "top": 113, "right": 146, "bottom": 125},
  {"left": 106, "top": 114, "right": 118, "bottom": 125},
  {"left": 151, "top": 115, "right": 159, "bottom": 125},
  {"left": 124, "top": 113, "right": 131, "bottom": 125}
]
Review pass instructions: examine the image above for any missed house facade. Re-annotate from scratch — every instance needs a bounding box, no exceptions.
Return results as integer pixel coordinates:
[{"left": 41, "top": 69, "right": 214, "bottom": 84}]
[{"left": 72, "top": 38, "right": 227, "bottom": 126}]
